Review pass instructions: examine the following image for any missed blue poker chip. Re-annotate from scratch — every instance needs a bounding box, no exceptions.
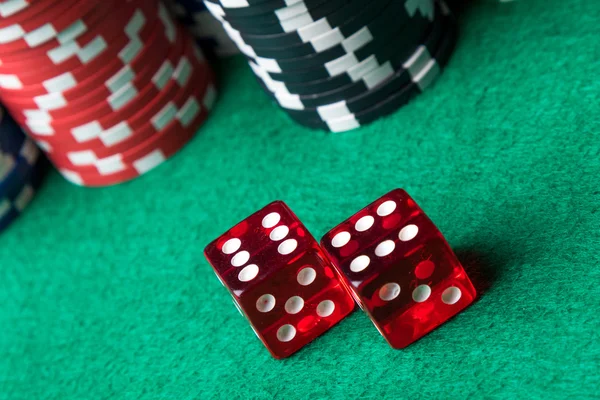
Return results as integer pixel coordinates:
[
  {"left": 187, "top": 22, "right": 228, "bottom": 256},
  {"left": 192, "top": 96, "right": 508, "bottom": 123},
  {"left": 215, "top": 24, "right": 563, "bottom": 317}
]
[
  {"left": 0, "top": 149, "right": 47, "bottom": 233},
  {"left": 0, "top": 108, "right": 46, "bottom": 233},
  {"left": 0, "top": 110, "right": 41, "bottom": 197}
]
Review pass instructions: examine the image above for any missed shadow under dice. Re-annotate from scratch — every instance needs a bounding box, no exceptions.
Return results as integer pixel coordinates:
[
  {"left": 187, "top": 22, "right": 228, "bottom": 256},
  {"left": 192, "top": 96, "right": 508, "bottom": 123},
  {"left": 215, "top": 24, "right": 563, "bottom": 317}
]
[
  {"left": 320, "top": 189, "right": 476, "bottom": 349},
  {"left": 204, "top": 201, "right": 354, "bottom": 359}
]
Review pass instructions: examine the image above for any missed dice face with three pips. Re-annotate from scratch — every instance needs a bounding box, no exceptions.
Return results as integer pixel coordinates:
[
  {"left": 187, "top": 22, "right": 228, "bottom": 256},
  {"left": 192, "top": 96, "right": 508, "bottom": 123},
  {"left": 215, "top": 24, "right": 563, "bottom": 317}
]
[
  {"left": 320, "top": 189, "right": 476, "bottom": 349},
  {"left": 204, "top": 201, "right": 355, "bottom": 359}
]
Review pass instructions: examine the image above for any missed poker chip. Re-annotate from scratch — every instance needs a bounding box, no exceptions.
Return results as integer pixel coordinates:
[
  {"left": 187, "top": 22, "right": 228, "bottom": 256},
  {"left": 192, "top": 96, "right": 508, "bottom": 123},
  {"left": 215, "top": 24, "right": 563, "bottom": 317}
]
[
  {"left": 164, "top": 0, "right": 238, "bottom": 57},
  {"left": 203, "top": 0, "right": 456, "bottom": 132},
  {"left": 0, "top": 107, "right": 46, "bottom": 233},
  {"left": 0, "top": 0, "right": 217, "bottom": 187}
]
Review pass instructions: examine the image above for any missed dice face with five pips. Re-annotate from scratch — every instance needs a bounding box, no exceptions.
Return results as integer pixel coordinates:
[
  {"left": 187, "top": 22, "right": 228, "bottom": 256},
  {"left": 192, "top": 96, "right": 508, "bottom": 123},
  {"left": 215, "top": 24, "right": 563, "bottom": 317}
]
[
  {"left": 204, "top": 201, "right": 355, "bottom": 359},
  {"left": 320, "top": 189, "right": 476, "bottom": 349}
]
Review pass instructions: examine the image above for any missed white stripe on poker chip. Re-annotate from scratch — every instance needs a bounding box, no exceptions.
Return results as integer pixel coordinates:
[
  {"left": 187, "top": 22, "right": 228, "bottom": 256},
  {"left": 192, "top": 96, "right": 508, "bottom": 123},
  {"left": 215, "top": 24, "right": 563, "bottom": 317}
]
[
  {"left": 14, "top": 184, "right": 34, "bottom": 212},
  {"left": 223, "top": 15, "right": 336, "bottom": 55},
  {"left": 220, "top": 6, "right": 338, "bottom": 58},
  {"left": 48, "top": 8, "right": 145, "bottom": 65},
  {"left": 125, "top": 9, "right": 147, "bottom": 37},
  {"left": 298, "top": 17, "right": 334, "bottom": 42},
  {"left": 48, "top": 35, "right": 103, "bottom": 64},
  {"left": 24, "top": 24, "right": 58, "bottom": 48},
  {"left": 219, "top": 0, "right": 249, "bottom": 8},
  {"left": 0, "top": 0, "right": 29, "bottom": 18},
  {"left": 0, "top": 23, "right": 25, "bottom": 44},
  {"left": 0, "top": 0, "right": 164, "bottom": 48},
  {"left": 119, "top": 37, "right": 143, "bottom": 64},
  {"left": 250, "top": 24, "right": 375, "bottom": 74},
  {"left": 133, "top": 149, "right": 167, "bottom": 174},
  {"left": 361, "top": 62, "right": 394, "bottom": 88},
  {"left": 72, "top": 122, "right": 102, "bottom": 142},
  {"left": 0, "top": 154, "right": 16, "bottom": 181},
  {"left": 341, "top": 26, "right": 373, "bottom": 53},
  {"left": 22, "top": 6, "right": 177, "bottom": 120},
  {"left": 310, "top": 28, "right": 345, "bottom": 52},
  {"left": 324, "top": 52, "right": 359, "bottom": 76},
  {"left": 204, "top": 1, "right": 226, "bottom": 18},
  {"left": 153, "top": 60, "right": 175, "bottom": 88},
  {"left": 60, "top": 169, "right": 84, "bottom": 185},
  {"left": 67, "top": 150, "right": 97, "bottom": 166},
  {"left": 0, "top": 199, "right": 10, "bottom": 219},
  {"left": 326, "top": 115, "right": 360, "bottom": 133},
  {"left": 173, "top": 57, "right": 192, "bottom": 86},
  {"left": 96, "top": 154, "right": 126, "bottom": 174},
  {"left": 407, "top": 0, "right": 435, "bottom": 20},
  {"left": 0, "top": 74, "right": 22, "bottom": 89},
  {"left": 317, "top": 102, "right": 352, "bottom": 121},
  {"left": 178, "top": 96, "right": 201, "bottom": 127},
  {"left": 107, "top": 66, "right": 136, "bottom": 93},
  {"left": 25, "top": 22, "right": 175, "bottom": 136},
  {"left": 323, "top": 58, "right": 442, "bottom": 133},
  {"left": 403, "top": 45, "right": 432, "bottom": 77},
  {"left": 1, "top": 7, "right": 90, "bottom": 47},
  {"left": 43, "top": 73, "right": 77, "bottom": 93},
  {"left": 56, "top": 19, "right": 88, "bottom": 44},
  {"left": 152, "top": 102, "right": 178, "bottom": 130},
  {"left": 0, "top": 139, "right": 40, "bottom": 181},
  {"left": 0, "top": 140, "right": 39, "bottom": 185},
  {"left": 274, "top": 2, "right": 308, "bottom": 21},
  {"left": 34, "top": 140, "right": 51, "bottom": 153},
  {"left": 203, "top": 84, "right": 217, "bottom": 110},
  {"left": 24, "top": 17, "right": 87, "bottom": 49},
  {"left": 65, "top": 92, "right": 203, "bottom": 167},
  {"left": 109, "top": 85, "right": 138, "bottom": 111},
  {"left": 413, "top": 59, "right": 440, "bottom": 91},
  {"left": 158, "top": 2, "right": 177, "bottom": 42},
  {"left": 21, "top": 139, "right": 40, "bottom": 165},
  {"left": 0, "top": 182, "right": 35, "bottom": 217},
  {"left": 220, "top": 0, "right": 297, "bottom": 8},
  {"left": 98, "top": 123, "right": 133, "bottom": 147},
  {"left": 33, "top": 93, "right": 68, "bottom": 111},
  {"left": 346, "top": 55, "right": 381, "bottom": 81},
  {"left": 252, "top": 52, "right": 394, "bottom": 112},
  {"left": 253, "top": 33, "right": 434, "bottom": 115},
  {"left": 210, "top": 0, "right": 304, "bottom": 11},
  {"left": 401, "top": 44, "right": 441, "bottom": 90}
]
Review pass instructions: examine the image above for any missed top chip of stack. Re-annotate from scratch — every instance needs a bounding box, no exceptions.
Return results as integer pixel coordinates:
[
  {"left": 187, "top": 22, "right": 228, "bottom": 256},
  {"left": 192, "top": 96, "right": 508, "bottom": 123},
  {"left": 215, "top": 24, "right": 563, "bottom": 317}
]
[
  {"left": 0, "top": 0, "right": 217, "bottom": 187},
  {"left": 203, "top": 0, "right": 457, "bottom": 132},
  {"left": 0, "top": 106, "right": 46, "bottom": 233}
]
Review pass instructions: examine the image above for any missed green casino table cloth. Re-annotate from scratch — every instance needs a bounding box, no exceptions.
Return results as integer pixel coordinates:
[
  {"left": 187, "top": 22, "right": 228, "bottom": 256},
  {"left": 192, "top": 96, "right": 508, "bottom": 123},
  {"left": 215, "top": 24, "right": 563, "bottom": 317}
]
[{"left": 1, "top": 0, "right": 598, "bottom": 398}]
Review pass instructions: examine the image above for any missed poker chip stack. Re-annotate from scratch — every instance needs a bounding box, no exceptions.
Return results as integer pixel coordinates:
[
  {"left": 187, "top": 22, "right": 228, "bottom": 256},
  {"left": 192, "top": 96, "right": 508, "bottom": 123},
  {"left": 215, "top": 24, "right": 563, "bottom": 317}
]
[
  {"left": 164, "top": 0, "right": 239, "bottom": 57},
  {"left": 204, "top": 0, "right": 457, "bottom": 132},
  {"left": 0, "top": 0, "right": 217, "bottom": 187},
  {"left": 0, "top": 107, "right": 46, "bottom": 232}
]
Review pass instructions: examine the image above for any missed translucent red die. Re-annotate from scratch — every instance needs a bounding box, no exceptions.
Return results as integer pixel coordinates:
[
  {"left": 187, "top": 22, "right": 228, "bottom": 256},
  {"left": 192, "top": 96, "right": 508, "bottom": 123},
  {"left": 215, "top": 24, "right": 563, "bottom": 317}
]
[
  {"left": 320, "top": 189, "right": 476, "bottom": 349},
  {"left": 204, "top": 201, "right": 355, "bottom": 359}
]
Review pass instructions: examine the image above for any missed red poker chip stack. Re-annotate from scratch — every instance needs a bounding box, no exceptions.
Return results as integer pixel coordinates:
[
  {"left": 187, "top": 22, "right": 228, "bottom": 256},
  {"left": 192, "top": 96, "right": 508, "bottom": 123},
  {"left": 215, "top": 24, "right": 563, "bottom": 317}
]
[{"left": 0, "top": 0, "right": 216, "bottom": 186}]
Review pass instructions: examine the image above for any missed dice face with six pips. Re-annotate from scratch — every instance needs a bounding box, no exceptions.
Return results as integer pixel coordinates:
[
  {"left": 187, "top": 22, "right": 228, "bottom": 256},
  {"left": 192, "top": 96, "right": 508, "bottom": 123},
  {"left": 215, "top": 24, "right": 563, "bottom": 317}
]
[
  {"left": 320, "top": 189, "right": 476, "bottom": 349},
  {"left": 204, "top": 201, "right": 355, "bottom": 359}
]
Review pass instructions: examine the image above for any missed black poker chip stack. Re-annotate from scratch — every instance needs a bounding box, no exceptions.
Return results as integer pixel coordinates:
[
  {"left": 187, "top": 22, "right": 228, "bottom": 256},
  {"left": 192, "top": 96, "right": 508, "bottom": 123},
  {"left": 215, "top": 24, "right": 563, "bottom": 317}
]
[{"left": 204, "top": 0, "right": 457, "bottom": 132}]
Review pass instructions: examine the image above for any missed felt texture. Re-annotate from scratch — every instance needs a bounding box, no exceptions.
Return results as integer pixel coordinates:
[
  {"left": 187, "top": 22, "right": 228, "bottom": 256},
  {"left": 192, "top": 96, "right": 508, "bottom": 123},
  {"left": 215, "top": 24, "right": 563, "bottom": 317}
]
[{"left": 1, "top": 0, "right": 599, "bottom": 398}]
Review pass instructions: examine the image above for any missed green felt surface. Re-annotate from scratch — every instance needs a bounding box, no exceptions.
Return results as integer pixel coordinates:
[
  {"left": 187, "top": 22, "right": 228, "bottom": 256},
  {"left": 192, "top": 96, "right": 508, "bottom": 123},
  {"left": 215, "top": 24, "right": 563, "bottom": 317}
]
[{"left": 2, "top": 0, "right": 600, "bottom": 398}]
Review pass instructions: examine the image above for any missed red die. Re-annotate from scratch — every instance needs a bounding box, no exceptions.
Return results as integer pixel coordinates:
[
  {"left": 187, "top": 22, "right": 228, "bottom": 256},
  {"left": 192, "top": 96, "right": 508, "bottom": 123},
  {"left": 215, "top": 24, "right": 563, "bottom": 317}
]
[
  {"left": 204, "top": 201, "right": 355, "bottom": 359},
  {"left": 320, "top": 189, "right": 476, "bottom": 349}
]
